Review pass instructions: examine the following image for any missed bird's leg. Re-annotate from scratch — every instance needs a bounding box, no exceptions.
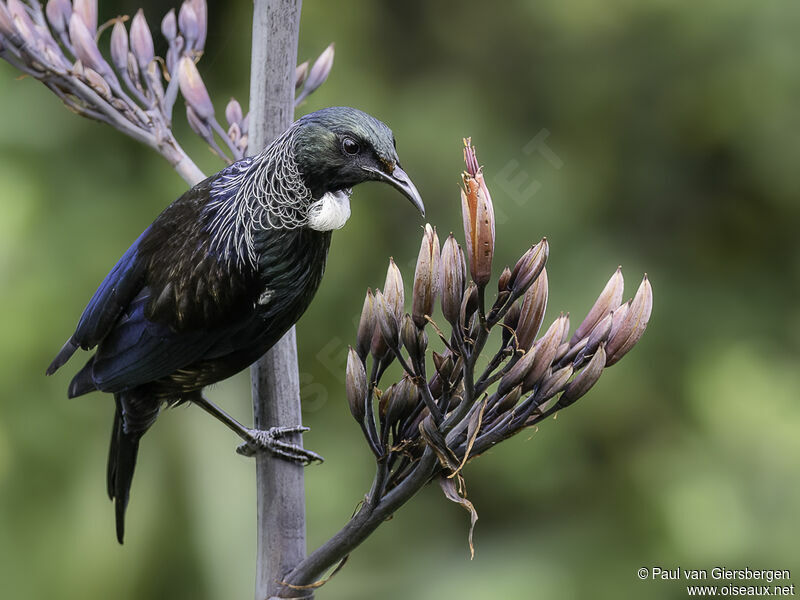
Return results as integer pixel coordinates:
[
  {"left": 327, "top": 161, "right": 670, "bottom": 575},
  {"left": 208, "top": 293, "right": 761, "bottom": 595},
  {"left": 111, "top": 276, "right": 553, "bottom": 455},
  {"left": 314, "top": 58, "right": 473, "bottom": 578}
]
[{"left": 189, "top": 394, "right": 323, "bottom": 465}]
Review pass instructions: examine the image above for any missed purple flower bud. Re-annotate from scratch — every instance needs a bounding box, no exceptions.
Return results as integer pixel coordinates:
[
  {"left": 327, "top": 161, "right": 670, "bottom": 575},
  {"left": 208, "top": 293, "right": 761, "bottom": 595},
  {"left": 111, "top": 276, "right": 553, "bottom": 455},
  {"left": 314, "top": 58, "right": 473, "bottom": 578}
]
[
  {"left": 440, "top": 234, "right": 464, "bottom": 326},
  {"left": 72, "top": 0, "right": 96, "bottom": 35},
  {"left": 177, "top": 56, "right": 214, "bottom": 119},
  {"left": 178, "top": 1, "right": 198, "bottom": 48},
  {"left": 460, "top": 138, "right": 495, "bottom": 288},
  {"left": 356, "top": 289, "right": 376, "bottom": 361},
  {"left": 7, "top": 0, "right": 36, "bottom": 47},
  {"left": 0, "top": 4, "right": 14, "bottom": 40},
  {"left": 346, "top": 347, "right": 367, "bottom": 423},
  {"left": 515, "top": 266, "right": 548, "bottom": 351},
  {"left": 45, "top": 0, "right": 71, "bottom": 34},
  {"left": 509, "top": 238, "right": 548, "bottom": 295},
  {"left": 68, "top": 13, "right": 114, "bottom": 80},
  {"left": 606, "top": 275, "right": 652, "bottom": 366},
  {"left": 189, "top": 0, "right": 206, "bottom": 49},
  {"left": 412, "top": 224, "right": 440, "bottom": 329},
  {"left": 130, "top": 9, "right": 154, "bottom": 71},
  {"left": 303, "top": 43, "right": 334, "bottom": 95},
  {"left": 185, "top": 105, "right": 212, "bottom": 139},
  {"left": 295, "top": 61, "right": 309, "bottom": 90},
  {"left": 570, "top": 266, "right": 624, "bottom": 346},
  {"left": 225, "top": 97, "right": 243, "bottom": 127},
  {"left": 558, "top": 344, "right": 606, "bottom": 408},
  {"left": 110, "top": 21, "right": 128, "bottom": 72},
  {"left": 161, "top": 8, "right": 177, "bottom": 42}
]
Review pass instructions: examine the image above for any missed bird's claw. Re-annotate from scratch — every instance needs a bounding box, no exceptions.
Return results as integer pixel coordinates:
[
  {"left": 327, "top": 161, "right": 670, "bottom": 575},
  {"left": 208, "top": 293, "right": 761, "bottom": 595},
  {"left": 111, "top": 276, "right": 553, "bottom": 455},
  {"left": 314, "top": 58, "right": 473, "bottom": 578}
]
[{"left": 236, "top": 426, "right": 324, "bottom": 465}]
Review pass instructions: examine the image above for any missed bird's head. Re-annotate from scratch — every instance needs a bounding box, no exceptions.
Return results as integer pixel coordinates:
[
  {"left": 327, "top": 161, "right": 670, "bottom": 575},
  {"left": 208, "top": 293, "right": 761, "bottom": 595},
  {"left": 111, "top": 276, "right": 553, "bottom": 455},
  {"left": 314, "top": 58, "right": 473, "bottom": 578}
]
[{"left": 292, "top": 107, "right": 424, "bottom": 219}]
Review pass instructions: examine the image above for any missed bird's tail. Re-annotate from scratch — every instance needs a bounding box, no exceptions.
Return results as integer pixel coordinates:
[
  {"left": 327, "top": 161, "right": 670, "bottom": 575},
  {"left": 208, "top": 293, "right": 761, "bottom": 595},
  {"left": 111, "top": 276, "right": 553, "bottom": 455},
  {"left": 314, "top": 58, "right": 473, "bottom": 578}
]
[{"left": 107, "top": 392, "right": 159, "bottom": 544}]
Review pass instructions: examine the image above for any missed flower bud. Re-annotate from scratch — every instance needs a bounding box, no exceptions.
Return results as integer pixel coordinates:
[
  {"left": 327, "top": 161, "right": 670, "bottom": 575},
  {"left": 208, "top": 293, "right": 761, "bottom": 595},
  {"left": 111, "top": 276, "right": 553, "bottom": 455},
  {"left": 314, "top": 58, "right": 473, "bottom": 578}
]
[
  {"left": 440, "top": 234, "right": 464, "bottom": 325},
  {"left": 45, "top": 0, "right": 71, "bottom": 34},
  {"left": 509, "top": 238, "right": 548, "bottom": 295},
  {"left": 68, "top": 13, "right": 114, "bottom": 80},
  {"left": 178, "top": 1, "right": 199, "bottom": 48},
  {"left": 84, "top": 67, "right": 111, "bottom": 98},
  {"left": 185, "top": 105, "right": 211, "bottom": 139},
  {"left": 401, "top": 314, "right": 426, "bottom": 362},
  {"left": 523, "top": 314, "right": 569, "bottom": 390},
  {"left": 574, "top": 313, "right": 612, "bottom": 366},
  {"left": 502, "top": 300, "right": 521, "bottom": 348},
  {"left": 0, "top": 4, "right": 14, "bottom": 40},
  {"left": 383, "top": 258, "right": 404, "bottom": 323},
  {"left": 346, "top": 347, "right": 367, "bottom": 422},
  {"left": 515, "top": 266, "right": 548, "bottom": 350},
  {"left": 558, "top": 343, "right": 606, "bottom": 408},
  {"left": 606, "top": 275, "right": 652, "bottom": 366},
  {"left": 161, "top": 8, "right": 177, "bottom": 42},
  {"left": 498, "top": 346, "right": 537, "bottom": 395},
  {"left": 110, "top": 21, "right": 128, "bottom": 72},
  {"left": 375, "top": 289, "right": 399, "bottom": 350},
  {"left": 178, "top": 56, "right": 214, "bottom": 120},
  {"left": 295, "top": 61, "right": 309, "bottom": 90},
  {"left": 459, "top": 283, "right": 478, "bottom": 330},
  {"left": 189, "top": 0, "right": 207, "bottom": 49},
  {"left": 385, "top": 376, "right": 419, "bottom": 427},
  {"left": 460, "top": 138, "right": 495, "bottom": 288},
  {"left": 495, "top": 384, "right": 522, "bottom": 414},
  {"left": 356, "top": 289, "right": 376, "bottom": 361},
  {"left": 570, "top": 266, "right": 624, "bottom": 346},
  {"left": 72, "top": 0, "right": 96, "bottom": 35},
  {"left": 498, "top": 266, "right": 512, "bottom": 292},
  {"left": 535, "top": 364, "right": 574, "bottom": 404},
  {"left": 130, "top": 9, "right": 154, "bottom": 71},
  {"left": 225, "top": 98, "right": 243, "bottom": 127},
  {"left": 609, "top": 301, "right": 629, "bottom": 340},
  {"left": 412, "top": 224, "right": 440, "bottom": 329},
  {"left": 303, "top": 43, "right": 334, "bottom": 95}
]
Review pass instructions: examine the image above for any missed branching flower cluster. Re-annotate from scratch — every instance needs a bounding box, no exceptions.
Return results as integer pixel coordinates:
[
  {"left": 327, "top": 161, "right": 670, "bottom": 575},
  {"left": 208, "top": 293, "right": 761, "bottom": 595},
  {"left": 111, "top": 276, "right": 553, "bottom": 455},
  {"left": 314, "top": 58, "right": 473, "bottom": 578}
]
[
  {"left": 0, "top": 0, "right": 333, "bottom": 183},
  {"left": 341, "top": 139, "right": 653, "bottom": 557}
]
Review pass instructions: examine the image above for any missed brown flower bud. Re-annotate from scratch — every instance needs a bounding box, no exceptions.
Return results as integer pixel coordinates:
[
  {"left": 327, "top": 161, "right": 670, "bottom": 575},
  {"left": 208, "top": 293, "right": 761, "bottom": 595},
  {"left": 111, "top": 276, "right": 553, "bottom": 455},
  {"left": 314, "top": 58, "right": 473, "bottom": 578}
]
[
  {"left": 346, "top": 347, "right": 367, "bottom": 422},
  {"left": 412, "top": 224, "right": 440, "bottom": 329},
  {"left": 440, "top": 234, "right": 464, "bottom": 325},
  {"left": 606, "top": 275, "right": 652, "bottom": 366},
  {"left": 570, "top": 266, "right": 624, "bottom": 346},
  {"left": 509, "top": 238, "right": 548, "bottom": 295},
  {"left": 459, "top": 283, "right": 478, "bottom": 330},
  {"left": 460, "top": 138, "right": 495, "bottom": 288},
  {"left": 178, "top": 56, "right": 214, "bottom": 120},
  {"left": 304, "top": 43, "right": 334, "bottom": 95},
  {"left": 535, "top": 364, "right": 574, "bottom": 404},
  {"left": 161, "top": 8, "right": 177, "bottom": 42},
  {"left": 558, "top": 344, "right": 606, "bottom": 408},
  {"left": 72, "top": 0, "right": 96, "bottom": 35},
  {"left": 385, "top": 376, "right": 419, "bottom": 427},
  {"left": 498, "top": 266, "right": 512, "bottom": 292},
  {"left": 110, "top": 21, "right": 128, "bottom": 72},
  {"left": 523, "top": 314, "right": 569, "bottom": 390},
  {"left": 356, "top": 289, "right": 376, "bottom": 361},
  {"left": 516, "top": 266, "right": 548, "bottom": 350},
  {"left": 495, "top": 384, "right": 522, "bottom": 414},
  {"left": 498, "top": 346, "right": 537, "bottom": 395},
  {"left": 401, "top": 314, "right": 426, "bottom": 362},
  {"left": 383, "top": 258, "right": 404, "bottom": 324},
  {"left": 130, "top": 9, "right": 154, "bottom": 71},
  {"left": 375, "top": 289, "right": 399, "bottom": 350},
  {"left": 502, "top": 300, "right": 521, "bottom": 349},
  {"left": 574, "top": 313, "right": 612, "bottom": 366},
  {"left": 45, "top": 0, "right": 71, "bottom": 34}
]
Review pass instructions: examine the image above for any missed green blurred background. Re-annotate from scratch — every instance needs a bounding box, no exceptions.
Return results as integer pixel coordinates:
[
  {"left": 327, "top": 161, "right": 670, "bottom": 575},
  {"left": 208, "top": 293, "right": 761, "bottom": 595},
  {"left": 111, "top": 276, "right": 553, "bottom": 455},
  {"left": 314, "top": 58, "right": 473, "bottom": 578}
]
[{"left": 1, "top": 1, "right": 798, "bottom": 598}]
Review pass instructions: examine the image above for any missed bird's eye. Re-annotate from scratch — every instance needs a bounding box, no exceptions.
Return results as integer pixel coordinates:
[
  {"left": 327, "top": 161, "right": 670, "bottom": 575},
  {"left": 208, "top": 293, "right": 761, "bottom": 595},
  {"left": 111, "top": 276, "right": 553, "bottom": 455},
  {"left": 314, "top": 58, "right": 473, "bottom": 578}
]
[{"left": 342, "top": 137, "right": 360, "bottom": 155}]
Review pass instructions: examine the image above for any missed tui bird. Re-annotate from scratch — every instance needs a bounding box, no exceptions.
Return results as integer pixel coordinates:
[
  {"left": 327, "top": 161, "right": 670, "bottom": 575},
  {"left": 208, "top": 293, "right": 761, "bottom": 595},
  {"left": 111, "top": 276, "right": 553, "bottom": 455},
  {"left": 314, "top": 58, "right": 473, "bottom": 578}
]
[{"left": 46, "top": 106, "right": 424, "bottom": 543}]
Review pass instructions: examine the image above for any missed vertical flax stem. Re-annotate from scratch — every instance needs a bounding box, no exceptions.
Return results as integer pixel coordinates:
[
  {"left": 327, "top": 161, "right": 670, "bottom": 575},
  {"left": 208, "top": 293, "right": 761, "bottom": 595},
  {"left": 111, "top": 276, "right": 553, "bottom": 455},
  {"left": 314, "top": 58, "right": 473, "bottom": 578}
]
[{"left": 248, "top": 1, "right": 307, "bottom": 599}]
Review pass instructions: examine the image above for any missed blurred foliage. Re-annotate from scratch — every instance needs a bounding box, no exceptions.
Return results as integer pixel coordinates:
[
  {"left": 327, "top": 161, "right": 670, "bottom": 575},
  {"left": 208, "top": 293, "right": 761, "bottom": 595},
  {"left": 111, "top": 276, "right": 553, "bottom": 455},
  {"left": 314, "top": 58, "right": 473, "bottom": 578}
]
[{"left": 1, "top": 1, "right": 799, "bottom": 599}]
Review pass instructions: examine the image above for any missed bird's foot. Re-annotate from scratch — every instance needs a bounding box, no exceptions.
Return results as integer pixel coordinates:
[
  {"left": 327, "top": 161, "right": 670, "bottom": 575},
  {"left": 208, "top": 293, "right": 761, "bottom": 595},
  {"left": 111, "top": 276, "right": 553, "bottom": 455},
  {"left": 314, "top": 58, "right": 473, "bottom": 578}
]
[{"left": 235, "top": 426, "right": 324, "bottom": 465}]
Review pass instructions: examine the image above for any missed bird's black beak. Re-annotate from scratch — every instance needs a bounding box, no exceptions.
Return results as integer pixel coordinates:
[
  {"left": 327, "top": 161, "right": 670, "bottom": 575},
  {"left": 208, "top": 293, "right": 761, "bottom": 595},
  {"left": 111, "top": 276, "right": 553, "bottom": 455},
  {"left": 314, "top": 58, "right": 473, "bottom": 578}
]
[{"left": 364, "top": 164, "right": 425, "bottom": 217}]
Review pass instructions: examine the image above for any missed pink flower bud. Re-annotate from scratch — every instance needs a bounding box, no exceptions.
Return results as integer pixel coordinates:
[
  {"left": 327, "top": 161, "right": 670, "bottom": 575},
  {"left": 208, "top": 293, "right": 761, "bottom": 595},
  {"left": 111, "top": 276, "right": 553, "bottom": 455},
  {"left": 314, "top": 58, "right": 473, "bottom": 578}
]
[
  {"left": 178, "top": 1, "right": 199, "bottom": 48},
  {"left": 130, "top": 9, "right": 154, "bottom": 71},
  {"left": 225, "top": 98, "right": 243, "bottom": 127},
  {"left": 304, "top": 43, "right": 334, "bottom": 94},
  {"left": 606, "top": 275, "right": 652, "bottom": 366},
  {"left": 72, "top": 0, "right": 96, "bottom": 35},
  {"left": 178, "top": 56, "right": 214, "bottom": 120},
  {"left": 161, "top": 9, "right": 177, "bottom": 42},
  {"left": 110, "top": 21, "right": 128, "bottom": 72},
  {"left": 570, "top": 266, "right": 624, "bottom": 346},
  {"left": 189, "top": 0, "right": 206, "bottom": 49},
  {"left": 45, "top": 0, "right": 71, "bottom": 34}
]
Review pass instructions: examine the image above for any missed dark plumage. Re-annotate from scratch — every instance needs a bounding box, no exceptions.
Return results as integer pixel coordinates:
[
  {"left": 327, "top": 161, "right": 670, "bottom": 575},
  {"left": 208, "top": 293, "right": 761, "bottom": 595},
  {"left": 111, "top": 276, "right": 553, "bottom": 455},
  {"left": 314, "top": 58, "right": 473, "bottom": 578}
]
[{"left": 47, "top": 107, "right": 423, "bottom": 543}]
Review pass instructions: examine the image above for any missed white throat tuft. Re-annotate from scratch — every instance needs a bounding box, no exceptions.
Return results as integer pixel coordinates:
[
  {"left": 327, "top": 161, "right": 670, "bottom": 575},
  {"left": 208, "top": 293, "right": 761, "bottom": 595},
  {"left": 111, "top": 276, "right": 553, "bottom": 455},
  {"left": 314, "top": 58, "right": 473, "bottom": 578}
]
[{"left": 307, "top": 190, "right": 352, "bottom": 231}]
